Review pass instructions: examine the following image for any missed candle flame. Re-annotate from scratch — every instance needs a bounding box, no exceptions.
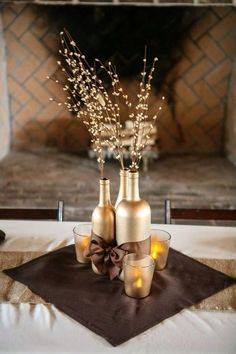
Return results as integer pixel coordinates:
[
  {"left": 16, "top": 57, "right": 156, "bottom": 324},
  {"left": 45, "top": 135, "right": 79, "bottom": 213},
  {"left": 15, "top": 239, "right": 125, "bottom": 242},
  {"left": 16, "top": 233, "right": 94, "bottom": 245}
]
[
  {"left": 151, "top": 241, "right": 164, "bottom": 259},
  {"left": 136, "top": 277, "right": 142, "bottom": 288},
  {"left": 151, "top": 243, "right": 159, "bottom": 259}
]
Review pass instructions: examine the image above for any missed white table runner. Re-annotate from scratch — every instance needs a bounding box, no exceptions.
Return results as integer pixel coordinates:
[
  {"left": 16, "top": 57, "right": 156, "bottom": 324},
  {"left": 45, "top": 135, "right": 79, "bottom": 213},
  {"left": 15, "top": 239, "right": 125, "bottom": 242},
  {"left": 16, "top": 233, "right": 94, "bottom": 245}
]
[{"left": 0, "top": 221, "right": 236, "bottom": 353}]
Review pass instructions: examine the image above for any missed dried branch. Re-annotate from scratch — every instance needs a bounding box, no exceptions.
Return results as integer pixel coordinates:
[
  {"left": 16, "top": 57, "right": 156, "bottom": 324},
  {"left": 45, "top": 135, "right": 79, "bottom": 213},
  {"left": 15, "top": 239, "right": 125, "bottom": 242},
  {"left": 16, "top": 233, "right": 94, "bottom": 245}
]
[{"left": 48, "top": 30, "right": 164, "bottom": 172}]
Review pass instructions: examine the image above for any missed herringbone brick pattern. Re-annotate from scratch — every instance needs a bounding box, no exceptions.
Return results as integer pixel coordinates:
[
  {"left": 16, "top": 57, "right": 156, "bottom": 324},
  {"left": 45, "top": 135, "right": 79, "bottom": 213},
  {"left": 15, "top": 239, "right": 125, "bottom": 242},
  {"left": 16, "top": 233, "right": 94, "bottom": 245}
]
[
  {"left": 1, "top": 4, "right": 79, "bottom": 151},
  {"left": 1, "top": 4, "right": 236, "bottom": 153},
  {"left": 225, "top": 58, "right": 236, "bottom": 160},
  {"left": 0, "top": 13, "right": 10, "bottom": 158},
  {"left": 158, "top": 7, "right": 236, "bottom": 154}
]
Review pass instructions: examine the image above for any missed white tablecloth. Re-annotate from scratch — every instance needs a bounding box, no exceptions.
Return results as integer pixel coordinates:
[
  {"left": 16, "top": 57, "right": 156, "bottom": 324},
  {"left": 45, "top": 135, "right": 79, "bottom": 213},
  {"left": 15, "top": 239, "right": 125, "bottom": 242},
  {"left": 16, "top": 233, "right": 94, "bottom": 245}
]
[{"left": 0, "top": 221, "right": 236, "bottom": 354}]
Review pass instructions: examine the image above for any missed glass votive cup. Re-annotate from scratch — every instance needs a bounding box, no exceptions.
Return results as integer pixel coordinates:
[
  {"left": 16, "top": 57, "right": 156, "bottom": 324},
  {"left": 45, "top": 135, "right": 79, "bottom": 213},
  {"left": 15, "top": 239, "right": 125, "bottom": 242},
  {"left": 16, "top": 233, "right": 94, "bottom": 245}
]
[
  {"left": 73, "top": 223, "right": 91, "bottom": 264},
  {"left": 150, "top": 229, "right": 171, "bottom": 270},
  {"left": 123, "top": 253, "right": 155, "bottom": 299}
]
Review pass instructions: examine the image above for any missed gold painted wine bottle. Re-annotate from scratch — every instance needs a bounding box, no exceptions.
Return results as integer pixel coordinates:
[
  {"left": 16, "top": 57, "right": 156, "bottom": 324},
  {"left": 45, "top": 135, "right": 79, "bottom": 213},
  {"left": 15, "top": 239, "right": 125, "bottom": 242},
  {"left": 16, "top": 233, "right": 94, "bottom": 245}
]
[
  {"left": 115, "top": 168, "right": 129, "bottom": 209},
  {"left": 91, "top": 178, "right": 115, "bottom": 274},
  {"left": 116, "top": 170, "right": 151, "bottom": 246}
]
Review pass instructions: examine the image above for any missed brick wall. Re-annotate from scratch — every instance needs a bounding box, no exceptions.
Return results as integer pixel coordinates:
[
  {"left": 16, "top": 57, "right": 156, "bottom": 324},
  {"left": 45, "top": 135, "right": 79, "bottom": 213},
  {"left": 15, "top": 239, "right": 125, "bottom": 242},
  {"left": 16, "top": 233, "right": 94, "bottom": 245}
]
[
  {"left": 1, "top": 4, "right": 236, "bottom": 154},
  {"left": 160, "top": 7, "right": 236, "bottom": 153},
  {"left": 226, "top": 58, "right": 236, "bottom": 163},
  {"left": 1, "top": 3, "right": 88, "bottom": 152},
  {"left": 0, "top": 13, "right": 10, "bottom": 159}
]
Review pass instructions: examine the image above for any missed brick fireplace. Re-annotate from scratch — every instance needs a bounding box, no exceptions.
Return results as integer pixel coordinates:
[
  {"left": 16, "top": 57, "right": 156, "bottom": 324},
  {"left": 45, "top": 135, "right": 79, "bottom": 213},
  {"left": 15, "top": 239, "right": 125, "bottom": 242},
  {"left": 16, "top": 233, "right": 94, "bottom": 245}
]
[{"left": 0, "top": 2, "right": 236, "bottom": 163}]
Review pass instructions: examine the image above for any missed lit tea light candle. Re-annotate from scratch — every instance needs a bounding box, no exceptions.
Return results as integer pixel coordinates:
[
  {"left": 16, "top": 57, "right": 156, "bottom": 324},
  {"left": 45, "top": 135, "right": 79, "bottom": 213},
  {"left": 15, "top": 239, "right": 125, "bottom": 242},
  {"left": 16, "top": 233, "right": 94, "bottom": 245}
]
[
  {"left": 151, "top": 229, "right": 171, "bottom": 270},
  {"left": 73, "top": 224, "right": 92, "bottom": 264},
  {"left": 123, "top": 253, "right": 155, "bottom": 299},
  {"left": 75, "top": 235, "right": 91, "bottom": 263}
]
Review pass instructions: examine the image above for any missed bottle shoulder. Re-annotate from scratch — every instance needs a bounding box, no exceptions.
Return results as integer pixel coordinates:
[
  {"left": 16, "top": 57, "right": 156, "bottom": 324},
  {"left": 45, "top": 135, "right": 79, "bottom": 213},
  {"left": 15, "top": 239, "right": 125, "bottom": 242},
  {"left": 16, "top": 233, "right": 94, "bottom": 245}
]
[
  {"left": 92, "top": 203, "right": 115, "bottom": 217},
  {"left": 116, "top": 198, "right": 151, "bottom": 214}
]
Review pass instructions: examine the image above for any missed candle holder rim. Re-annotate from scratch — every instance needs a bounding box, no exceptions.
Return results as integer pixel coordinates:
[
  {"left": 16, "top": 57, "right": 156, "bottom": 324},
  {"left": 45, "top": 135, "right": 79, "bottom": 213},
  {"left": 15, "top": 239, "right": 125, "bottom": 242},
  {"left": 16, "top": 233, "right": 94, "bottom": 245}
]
[
  {"left": 151, "top": 228, "right": 171, "bottom": 242},
  {"left": 73, "top": 223, "right": 92, "bottom": 236},
  {"left": 123, "top": 253, "right": 155, "bottom": 268}
]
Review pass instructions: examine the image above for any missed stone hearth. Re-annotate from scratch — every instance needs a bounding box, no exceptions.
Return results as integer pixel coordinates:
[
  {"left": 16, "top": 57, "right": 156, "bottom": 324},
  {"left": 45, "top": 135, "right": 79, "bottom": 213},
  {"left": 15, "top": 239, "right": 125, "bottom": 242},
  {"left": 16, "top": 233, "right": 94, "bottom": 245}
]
[{"left": 0, "top": 151, "right": 236, "bottom": 225}]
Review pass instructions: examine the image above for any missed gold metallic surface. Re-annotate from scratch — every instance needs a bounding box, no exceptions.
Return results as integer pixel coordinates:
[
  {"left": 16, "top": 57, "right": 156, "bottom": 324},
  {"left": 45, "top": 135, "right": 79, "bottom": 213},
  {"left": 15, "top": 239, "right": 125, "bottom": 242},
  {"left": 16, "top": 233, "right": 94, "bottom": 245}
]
[
  {"left": 91, "top": 178, "right": 115, "bottom": 275},
  {"left": 115, "top": 168, "right": 129, "bottom": 209},
  {"left": 92, "top": 178, "right": 115, "bottom": 245},
  {"left": 116, "top": 171, "right": 151, "bottom": 246},
  {"left": 127, "top": 170, "right": 140, "bottom": 201}
]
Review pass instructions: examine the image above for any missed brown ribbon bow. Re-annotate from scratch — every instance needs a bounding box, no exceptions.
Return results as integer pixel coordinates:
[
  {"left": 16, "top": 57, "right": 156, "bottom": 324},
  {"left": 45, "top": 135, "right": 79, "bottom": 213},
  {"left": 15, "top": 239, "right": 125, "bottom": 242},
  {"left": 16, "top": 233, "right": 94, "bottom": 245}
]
[{"left": 85, "top": 232, "right": 151, "bottom": 280}]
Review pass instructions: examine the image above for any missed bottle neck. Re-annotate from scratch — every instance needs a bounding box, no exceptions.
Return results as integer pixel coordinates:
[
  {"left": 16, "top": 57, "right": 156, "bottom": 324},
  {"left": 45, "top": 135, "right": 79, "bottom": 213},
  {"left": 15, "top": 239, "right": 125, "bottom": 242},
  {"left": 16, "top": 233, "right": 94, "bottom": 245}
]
[
  {"left": 128, "top": 171, "right": 140, "bottom": 201},
  {"left": 118, "top": 169, "right": 129, "bottom": 198},
  {"left": 115, "top": 169, "right": 129, "bottom": 208},
  {"left": 99, "top": 179, "right": 111, "bottom": 206}
]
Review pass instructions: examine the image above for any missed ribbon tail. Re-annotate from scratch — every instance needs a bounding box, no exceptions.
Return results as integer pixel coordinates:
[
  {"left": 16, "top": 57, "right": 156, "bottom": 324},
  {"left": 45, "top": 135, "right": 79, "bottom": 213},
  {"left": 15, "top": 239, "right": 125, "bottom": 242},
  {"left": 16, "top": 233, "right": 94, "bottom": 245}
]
[{"left": 108, "top": 264, "right": 121, "bottom": 280}]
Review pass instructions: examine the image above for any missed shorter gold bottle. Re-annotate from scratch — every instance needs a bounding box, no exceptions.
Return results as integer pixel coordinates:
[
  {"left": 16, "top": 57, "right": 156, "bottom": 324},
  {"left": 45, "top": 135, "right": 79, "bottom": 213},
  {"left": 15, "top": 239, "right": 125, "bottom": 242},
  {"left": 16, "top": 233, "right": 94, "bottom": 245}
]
[
  {"left": 115, "top": 168, "right": 129, "bottom": 209},
  {"left": 91, "top": 178, "right": 115, "bottom": 274},
  {"left": 116, "top": 170, "right": 151, "bottom": 246}
]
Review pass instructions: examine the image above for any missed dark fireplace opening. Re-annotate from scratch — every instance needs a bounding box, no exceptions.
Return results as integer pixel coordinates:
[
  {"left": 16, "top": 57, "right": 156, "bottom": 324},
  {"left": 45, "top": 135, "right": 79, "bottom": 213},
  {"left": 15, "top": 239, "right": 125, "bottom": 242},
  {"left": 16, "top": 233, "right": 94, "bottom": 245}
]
[
  {"left": 0, "top": 3, "right": 236, "bottom": 162},
  {"left": 45, "top": 5, "right": 194, "bottom": 149},
  {"left": 46, "top": 6, "right": 189, "bottom": 89}
]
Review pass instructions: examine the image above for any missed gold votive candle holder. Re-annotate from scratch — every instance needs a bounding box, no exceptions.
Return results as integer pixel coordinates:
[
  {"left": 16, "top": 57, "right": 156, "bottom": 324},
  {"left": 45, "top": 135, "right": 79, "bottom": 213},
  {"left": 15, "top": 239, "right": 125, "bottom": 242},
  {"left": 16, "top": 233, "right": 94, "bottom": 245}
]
[
  {"left": 73, "top": 224, "right": 91, "bottom": 264},
  {"left": 151, "top": 229, "right": 171, "bottom": 270},
  {"left": 123, "top": 253, "right": 155, "bottom": 299}
]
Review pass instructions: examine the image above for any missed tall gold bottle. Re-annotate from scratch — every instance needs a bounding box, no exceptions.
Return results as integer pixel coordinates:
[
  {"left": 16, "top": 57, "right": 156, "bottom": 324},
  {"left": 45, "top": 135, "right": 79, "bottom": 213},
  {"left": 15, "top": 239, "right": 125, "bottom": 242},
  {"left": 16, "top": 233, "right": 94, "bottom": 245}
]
[
  {"left": 115, "top": 168, "right": 129, "bottom": 209},
  {"left": 116, "top": 170, "right": 151, "bottom": 246},
  {"left": 91, "top": 178, "right": 115, "bottom": 274}
]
